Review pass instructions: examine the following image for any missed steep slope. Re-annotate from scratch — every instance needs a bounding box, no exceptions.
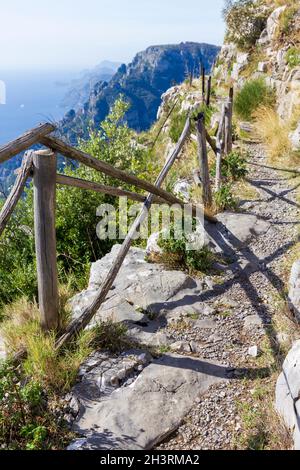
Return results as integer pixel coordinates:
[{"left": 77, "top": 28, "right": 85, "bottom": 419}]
[
  {"left": 60, "top": 61, "right": 121, "bottom": 110},
  {"left": 214, "top": 0, "right": 300, "bottom": 149},
  {"left": 60, "top": 42, "right": 220, "bottom": 143}
]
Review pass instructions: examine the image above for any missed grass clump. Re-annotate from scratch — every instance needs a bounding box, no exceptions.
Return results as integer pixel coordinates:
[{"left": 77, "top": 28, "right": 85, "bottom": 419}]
[
  {"left": 169, "top": 104, "right": 215, "bottom": 144},
  {"left": 234, "top": 78, "right": 275, "bottom": 121},
  {"left": 0, "top": 292, "right": 130, "bottom": 449},
  {"left": 286, "top": 47, "right": 300, "bottom": 69},
  {"left": 222, "top": 151, "right": 248, "bottom": 180},
  {"left": 211, "top": 150, "right": 248, "bottom": 181},
  {"left": 157, "top": 224, "right": 215, "bottom": 274},
  {"left": 253, "top": 106, "right": 292, "bottom": 161},
  {"left": 278, "top": 4, "right": 298, "bottom": 37},
  {"left": 0, "top": 293, "right": 129, "bottom": 392},
  {"left": 0, "top": 361, "right": 73, "bottom": 449},
  {"left": 169, "top": 111, "right": 187, "bottom": 143},
  {"left": 214, "top": 183, "right": 238, "bottom": 212},
  {"left": 223, "top": 0, "right": 269, "bottom": 51}
]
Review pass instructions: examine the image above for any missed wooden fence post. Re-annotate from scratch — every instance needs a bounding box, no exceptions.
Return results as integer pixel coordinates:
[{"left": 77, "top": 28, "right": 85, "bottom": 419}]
[
  {"left": 215, "top": 104, "right": 226, "bottom": 191},
  {"left": 196, "top": 113, "right": 212, "bottom": 208},
  {"left": 206, "top": 75, "right": 212, "bottom": 107},
  {"left": 225, "top": 87, "right": 233, "bottom": 155},
  {"left": 33, "top": 149, "right": 59, "bottom": 331},
  {"left": 201, "top": 65, "right": 206, "bottom": 103}
]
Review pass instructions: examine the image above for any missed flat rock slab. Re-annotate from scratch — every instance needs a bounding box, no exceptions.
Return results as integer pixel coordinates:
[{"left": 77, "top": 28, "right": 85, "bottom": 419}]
[
  {"left": 0, "top": 335, "right": 6, "bottom": 361},
  {"left": 68, "top": 353, "right": 228, "bottom": 450},
  {"left": 276, "top": 340, "right": 300, "bottom": 450},
  {"left": 206, "top": 212, "right": 270, "bottom": 254},
  {"left": 70, "top": 245, "right": 203, "bottom": 328}
]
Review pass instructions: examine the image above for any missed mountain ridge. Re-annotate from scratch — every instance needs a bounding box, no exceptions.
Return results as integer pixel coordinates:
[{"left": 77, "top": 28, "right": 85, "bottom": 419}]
[{"left": 59, "top": 41, "right": 220, "bottom": 143}]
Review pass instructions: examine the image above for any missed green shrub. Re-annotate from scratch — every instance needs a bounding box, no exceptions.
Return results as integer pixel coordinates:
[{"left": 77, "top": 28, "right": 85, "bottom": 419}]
[
  {"left": 279, "top": 5, "right": 298, "bottom": 37},
  {"left": 91, "top": 321, "right": 129, "bottom": 353},
  {"left": 0, "top": 98, "right": 155, "bottom": 306},
  {"left": 158, "top": 224, "right": 215, "bottom": 274},
  {"left": 169, "top": 104, "right": 214, "bottom": 144},
  {"left": 222, "top": 151, "right": 248, "bottom": 180},
  {"left": 286, "top": 47, "right": 300, "bottom": 69},
  {"left": 169, "top": 111, "right": 187, "bottom": 143},
  {"left": 223, "top": 0, "right": 269, "bottom": 51},
  {"left": 211, "top": 151, "right": 248, "bottom": 181},
  {"left": 214, "top": 184, "right": 237, "bottom": 212},
  {"left": 234, "top": 78, "right": 275, "bottom": 121},
  {"left": 0, "top": 361, "right": 72, "bottom": 449}
]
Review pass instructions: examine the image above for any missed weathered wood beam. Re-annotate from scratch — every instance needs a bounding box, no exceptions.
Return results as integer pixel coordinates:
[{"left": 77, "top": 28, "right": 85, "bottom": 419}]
[
  {"left": 224, "top": 87, "right": 234, "bottom": 155},
  {"left": 0, "top": 123, "right": 55, "bottom": 164},
  {"left": 56, "top": 173, "right": 166, "bottom": 205},
  {"left": 54, "top": 116, "right": 208, "bottom": 350},
  {"left": 205, "top": 130, "right": 217, "bottom": 155},
  {"left": 0, "top": 152, "right": 33, "bottom": 237},
  {"left": 41, "top": 132, "right": 216, "bottom": 223},
  {"left": 215, "top": 104, "right": 226, "bottom": 191},
  {"left": 33, "top": 149, "right": 59, "bottom": 331},
  {"left": 196, "top": 113, "right": 212, "bottom": 209},
  {"left": 40, "top": 135, "right": 188, "bottom": 203},
  {"left": 201, "top": 65, "right": 206, "bottom": 101},
  {"left": 206, "top": 75, "right": 212, "bottom": 107}
]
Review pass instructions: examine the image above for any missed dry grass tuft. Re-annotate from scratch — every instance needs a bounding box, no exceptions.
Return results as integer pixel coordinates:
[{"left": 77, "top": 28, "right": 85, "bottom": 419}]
[
  {"left": 253, "top": 106, "right": 292, "bottom": 161},
  {"left": 0, "top": 286, "right": 130, "bottom": 392}
]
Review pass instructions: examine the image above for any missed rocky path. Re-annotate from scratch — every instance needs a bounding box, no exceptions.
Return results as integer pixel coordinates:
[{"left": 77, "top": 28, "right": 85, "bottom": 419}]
[
  {"left": 157, "top": 143, "right": 300, "bottom": 450},
  {"left": 66, "top": 143, "right": 300, "bottom": 450}
]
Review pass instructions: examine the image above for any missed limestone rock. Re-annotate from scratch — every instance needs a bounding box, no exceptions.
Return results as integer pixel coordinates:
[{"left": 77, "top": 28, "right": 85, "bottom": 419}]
[
  {"left": 248, "top": 345, "right": 259, "bottom": 358},
  {"left": 214, "top": 212, "right": 270, "bottom": 249},
  {"left": 68, "top": 353, "right": 228, "bottom": 450},
  {"left": 258, "top": 6, "right": 286, "bottom": 45},
  {"left": 0, "top": 335, "right": 6, "bottom": 361},
  {"left": 289, "top": 122, "right": 300, "bottom": 151},
  {"left": 288, "top": 260, "right": 300, "bottom": 322},
  {"left": 70, "top": 245, "right": 201, "bottom": 328},
  {"left": 276, "top": 340, "right": 300, "bottom": 450},
  {"left": 173, "top": 179, "right": 192, "bottom": 202},
  {"left": 243, "top": 315, "right": 264, "bottom": 331},
  {"left": 146, "top": 232, "right": 163, "bottom": 257},
  {"left": 277, "top": 67, "right": 300, "bottom": 119},
  {"left": 231, "top": 53, "right": 249, "bottom": 81},
  {"left": 257, "top": 62, "right": 268, "bottom": 73},
  {"left": 126, "top": 326, "right": 171, "bottom": 348},
  {"left": 170, "top": 341, "right": 191, "bottom": 353}
]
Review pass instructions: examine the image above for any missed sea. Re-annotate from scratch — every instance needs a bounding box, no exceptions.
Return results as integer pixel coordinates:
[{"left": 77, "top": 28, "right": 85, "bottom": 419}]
[{"left": 0, "top": 69, "right": 81, "bottom": 146}]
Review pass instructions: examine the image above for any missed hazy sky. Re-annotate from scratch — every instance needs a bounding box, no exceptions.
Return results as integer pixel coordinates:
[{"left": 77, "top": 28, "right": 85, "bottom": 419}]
[{"left": 0, "top": 0, "right": 225, "bottom": 70}]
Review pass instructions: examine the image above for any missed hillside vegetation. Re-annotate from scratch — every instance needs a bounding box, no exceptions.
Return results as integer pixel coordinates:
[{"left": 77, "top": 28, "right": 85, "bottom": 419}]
[{"left": 0, "top": 0, "right": 300, "bottom": 451}]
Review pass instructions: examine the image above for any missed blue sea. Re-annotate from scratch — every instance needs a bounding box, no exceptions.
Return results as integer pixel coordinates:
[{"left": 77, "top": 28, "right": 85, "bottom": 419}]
[{"left": 0, "top": 70, "right": 81, "bottom": 146}]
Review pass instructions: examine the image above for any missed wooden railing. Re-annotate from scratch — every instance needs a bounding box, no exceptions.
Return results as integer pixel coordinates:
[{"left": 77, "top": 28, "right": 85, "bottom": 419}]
[{"left": 0, "top": 86, "right": 233, "bottom": 354}]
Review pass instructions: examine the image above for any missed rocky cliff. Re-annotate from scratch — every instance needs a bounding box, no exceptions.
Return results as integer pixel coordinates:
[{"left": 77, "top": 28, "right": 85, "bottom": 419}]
[
  {"left": 60, "top": 42, "right": 220, "bottom": 143},
  {"left": 214, "top": 1, "right": 300, "bottom": 148}
]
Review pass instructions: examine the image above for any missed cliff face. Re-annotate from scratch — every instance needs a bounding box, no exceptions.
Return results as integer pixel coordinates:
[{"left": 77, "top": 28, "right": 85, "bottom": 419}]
[
  {"left": 60, "top": 42, "right": 220, "bottom": 143},
  {"left": 213, "top": 1, "right": 300, "bottom": 147}
]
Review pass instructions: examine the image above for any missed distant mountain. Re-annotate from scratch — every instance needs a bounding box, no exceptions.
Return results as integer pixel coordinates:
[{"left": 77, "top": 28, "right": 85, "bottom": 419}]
[
  {"left": 60, "top": 60, "right": 121, "bottom": 110},
  {"left": 60, "top": 42, "right": 220, "bottom": 143}
]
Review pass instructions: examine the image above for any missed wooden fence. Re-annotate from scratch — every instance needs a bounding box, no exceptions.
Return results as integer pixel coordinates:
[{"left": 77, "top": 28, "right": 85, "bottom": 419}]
[{"left": 0, "top": 85, "right": 233, "bottom": 354}]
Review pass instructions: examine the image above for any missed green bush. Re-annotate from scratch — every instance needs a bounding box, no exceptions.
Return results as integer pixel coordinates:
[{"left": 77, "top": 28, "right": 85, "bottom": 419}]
[
  {"left": 214, "top": 184, "right": 237, "bottom": 212},
  {"left": 0, "top": 98, "right": 155, "bottom": 306},
  {"left": 286, "top": 47, "right": 300, "bottom": 69},
  {"left": 234, "top": 78, "right": 275, "bottom": 121},
  {"left": 211, "top": 151, "right": 248, "bottom": 181},
  {"left": 169, "top": 110, "right": 187, "bottom": 143},
  {"left": 0, "top": 361, "right": 71, "bottom": 449},
  {"left": 169, "top": 104, "right": 214, "bottom": 144},
  {"left": 279, "top": 5, "right": 298, "bottom": 37},
  {"left": 158, "top": 224, "right": 215, "bottom": 274},
  {"left": 223, "top": 0, "right": 269, "bottom": 51},
  {"left": 224, "top": 151, "right": 248, "bottom": 180}
]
